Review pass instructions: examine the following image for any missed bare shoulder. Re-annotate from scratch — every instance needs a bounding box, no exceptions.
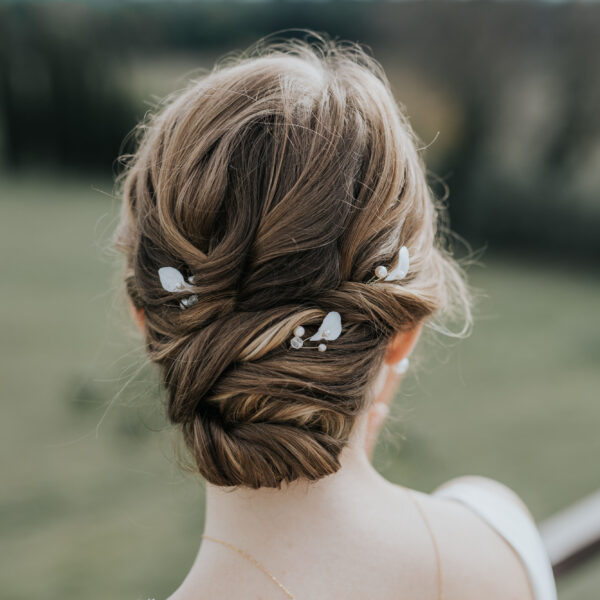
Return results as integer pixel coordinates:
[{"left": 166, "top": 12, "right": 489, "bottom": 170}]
[{"left": 410, "top": 483, "right": 534, "bottom": 600}]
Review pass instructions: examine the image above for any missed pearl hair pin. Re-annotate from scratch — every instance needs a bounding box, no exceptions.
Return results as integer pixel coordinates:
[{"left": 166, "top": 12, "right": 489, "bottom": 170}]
[
  {"left": 290, "top": 311, "right": 342, "bottom": 352},
  {"left": 374, "top": 246, "right": 410, "bottom": 281},
  {"left": 158, "top": 266, "right": 199, "bottom": 309}
]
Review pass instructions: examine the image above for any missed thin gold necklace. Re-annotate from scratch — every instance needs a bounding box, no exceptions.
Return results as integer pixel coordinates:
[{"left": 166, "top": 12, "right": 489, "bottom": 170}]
[
  {"left": 201, "top": 489, "right": 443, "bottom": 600},
  {"left": 407, "top": 488, "right": 445, "bottom": 600},
  {"left": 201, "top": 534, "right": 296, "bottom": 599}
]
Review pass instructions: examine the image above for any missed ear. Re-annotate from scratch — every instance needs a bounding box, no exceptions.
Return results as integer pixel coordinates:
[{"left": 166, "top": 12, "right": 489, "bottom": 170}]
[
  {"left": 128, "top": 298, "right": 146, "bottom": 333},
  {"left": 384, "top": 322, "right": 423, "bottom": 365}
]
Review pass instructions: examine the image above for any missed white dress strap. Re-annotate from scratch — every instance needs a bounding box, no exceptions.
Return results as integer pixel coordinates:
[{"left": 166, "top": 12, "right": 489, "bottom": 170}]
[{"left": 433, "top": 479, "right": 557, "bottom": 600}]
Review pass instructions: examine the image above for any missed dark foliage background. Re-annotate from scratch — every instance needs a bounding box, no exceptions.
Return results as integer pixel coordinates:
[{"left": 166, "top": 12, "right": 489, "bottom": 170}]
[{"left": 1, "top": 2, "right": 599, "bottom": 257}]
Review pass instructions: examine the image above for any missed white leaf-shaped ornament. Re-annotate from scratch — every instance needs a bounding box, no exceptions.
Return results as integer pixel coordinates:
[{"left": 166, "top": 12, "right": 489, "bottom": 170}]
[
  {"left": 309, "top": 311, "right": 342, "bottom": 341},
  {"left": 384, "top": 246, "right": 410, "bottom": 281},
  {"left": 158, "top": 266, "right": 194, "bottom": 293}
]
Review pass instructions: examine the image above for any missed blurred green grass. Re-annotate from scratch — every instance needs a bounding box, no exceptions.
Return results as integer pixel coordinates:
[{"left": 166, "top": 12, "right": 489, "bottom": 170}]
[{"left": 1, "top": 173, "right": 599, "bottom": 600}]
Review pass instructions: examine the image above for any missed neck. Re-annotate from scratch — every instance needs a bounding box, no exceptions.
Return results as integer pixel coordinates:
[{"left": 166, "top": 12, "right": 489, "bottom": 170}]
[
  {"left": 202, "top": 410, "right": 391, "bottom": 544},
  {"left": 201, "top": 361, "right": 395, "bottom": 545},
  {"left": 170, "top": 363, "right": 402, "bottom": 599}
]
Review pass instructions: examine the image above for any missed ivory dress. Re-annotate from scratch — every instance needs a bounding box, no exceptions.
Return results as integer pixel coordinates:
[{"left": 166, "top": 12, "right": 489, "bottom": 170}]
[{"left": 432, "top": 478, "right": 558, "bottom": 599}]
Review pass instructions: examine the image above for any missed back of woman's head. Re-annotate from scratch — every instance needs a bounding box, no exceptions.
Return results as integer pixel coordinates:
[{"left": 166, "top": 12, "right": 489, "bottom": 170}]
[{"left": 112, "top": 32, "right": 472, "bottom": 490}]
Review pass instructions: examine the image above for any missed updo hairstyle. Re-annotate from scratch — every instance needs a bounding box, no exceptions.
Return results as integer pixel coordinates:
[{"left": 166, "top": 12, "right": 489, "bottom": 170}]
[{"left": 112, "top": 32, "right": 472, "bottom": 489}]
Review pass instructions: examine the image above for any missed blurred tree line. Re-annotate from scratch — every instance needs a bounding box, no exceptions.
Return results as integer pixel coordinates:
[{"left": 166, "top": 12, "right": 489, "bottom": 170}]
[{"left": 1, "top": 1, "right": 599, "bottom": 257}]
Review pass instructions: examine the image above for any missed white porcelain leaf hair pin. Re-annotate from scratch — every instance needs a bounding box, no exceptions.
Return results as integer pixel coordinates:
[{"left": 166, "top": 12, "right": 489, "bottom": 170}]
[
  {"left": 158, "top": 266, "right": 198, "bottom": 309},
  {"left": 374, "top": 246, "right": 410, "bottom": 281},
  {"left": 290, "top": 311, "right": 342, "bottom": 352}
]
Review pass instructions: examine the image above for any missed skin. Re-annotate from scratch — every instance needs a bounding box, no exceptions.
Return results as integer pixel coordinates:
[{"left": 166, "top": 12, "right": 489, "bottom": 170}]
[{"left": 129, "top": 302, "right": 534, "bottom": 600}]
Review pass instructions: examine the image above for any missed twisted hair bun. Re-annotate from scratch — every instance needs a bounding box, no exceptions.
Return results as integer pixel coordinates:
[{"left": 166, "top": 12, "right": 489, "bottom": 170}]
[{"left": 112, "top": 32, "right": 471, "bottom": 489}]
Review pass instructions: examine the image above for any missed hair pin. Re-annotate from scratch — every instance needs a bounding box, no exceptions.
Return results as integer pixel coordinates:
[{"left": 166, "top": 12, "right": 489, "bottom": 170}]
[
  {"left": 290, "top": 311, "right": 342, "bottom": 352},
  {"left": 158, "top": 266, "right": 198, "bottom": 309},
  {"left": 374, "top": 246, "right": 410, "bottom": 281}
]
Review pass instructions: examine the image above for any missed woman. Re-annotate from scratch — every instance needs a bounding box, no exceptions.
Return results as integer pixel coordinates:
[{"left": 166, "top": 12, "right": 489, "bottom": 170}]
[{"left": 113, "top": 31, "right": 557, "bottom": 600}]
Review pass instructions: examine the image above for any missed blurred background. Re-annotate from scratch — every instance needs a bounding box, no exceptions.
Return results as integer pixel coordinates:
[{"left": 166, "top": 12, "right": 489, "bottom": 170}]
[{"left": 1, "top": 2, "right": 599, "bottom": 599}]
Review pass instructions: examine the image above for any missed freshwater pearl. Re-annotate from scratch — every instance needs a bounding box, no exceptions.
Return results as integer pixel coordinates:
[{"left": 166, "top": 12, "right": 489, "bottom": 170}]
[
  {"left": 294, "top": 326, "right": 305, "bottom": 337},
  {"left": 375, "top": 265, "right": 388, "bottom": 279},
  {"left": 290, "top": 336, "right": 303, "bottom": 349},
  {"left": 181, "top": 294, "right": 199, "bottom": 307},
  {"left": 318, "top": 343, "right": 327, "bottom": 352}
]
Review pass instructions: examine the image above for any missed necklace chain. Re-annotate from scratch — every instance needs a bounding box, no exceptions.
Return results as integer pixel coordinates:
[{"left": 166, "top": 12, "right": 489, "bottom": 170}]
[
  {"left": 201, "top": 488, "right": 443, "bottom": 600},
  {"left": 201, "top": 534, "right": 296, "bottom": 599},
  {"left": 406, "top": 488, "right": 444, "bottom": 600}
]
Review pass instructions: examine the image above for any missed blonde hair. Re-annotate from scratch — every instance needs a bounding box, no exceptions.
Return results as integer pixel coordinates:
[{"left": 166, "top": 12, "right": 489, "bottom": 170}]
[{"left": 112, "top": 32, "right": 472, "bottom": 489}]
